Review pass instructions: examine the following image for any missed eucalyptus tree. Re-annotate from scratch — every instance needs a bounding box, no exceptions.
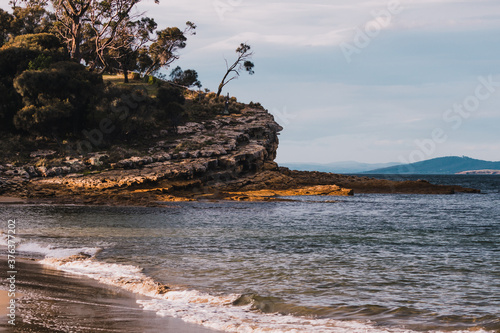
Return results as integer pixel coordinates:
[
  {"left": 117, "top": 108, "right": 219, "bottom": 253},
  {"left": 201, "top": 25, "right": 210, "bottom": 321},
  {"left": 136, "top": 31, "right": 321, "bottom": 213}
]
[
  {"left": 140, "top": 21, "right": 196, "bottom": 76},
  {"left": 216, "top": 43, "right": 254, "bottom": 97},
  {"left": 51, "top": 0, "right": 92, "bottom": 61}
]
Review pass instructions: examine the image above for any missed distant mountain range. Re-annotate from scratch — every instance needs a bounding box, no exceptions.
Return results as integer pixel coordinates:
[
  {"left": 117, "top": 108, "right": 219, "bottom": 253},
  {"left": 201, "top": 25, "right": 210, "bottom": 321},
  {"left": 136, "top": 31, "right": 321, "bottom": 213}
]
[
  {"left": 365, "top": 156, "right": 500, "bottom": 175},
  {"left": 282, "top": 156, "right": 500, "bottom": 175},
  {"left": 282, "top": 161, "right": 400, "bottom": 174}
]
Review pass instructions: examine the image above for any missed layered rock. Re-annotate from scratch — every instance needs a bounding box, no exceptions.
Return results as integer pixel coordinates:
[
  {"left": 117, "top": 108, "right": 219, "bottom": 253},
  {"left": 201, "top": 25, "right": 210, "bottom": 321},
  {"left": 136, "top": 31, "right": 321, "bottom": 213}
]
[
  {"left": 1, "top": 107, "right": 294, "bottom": 204},
  {"left": 0, "top": 106, "right": 480, "bottom": 205}
]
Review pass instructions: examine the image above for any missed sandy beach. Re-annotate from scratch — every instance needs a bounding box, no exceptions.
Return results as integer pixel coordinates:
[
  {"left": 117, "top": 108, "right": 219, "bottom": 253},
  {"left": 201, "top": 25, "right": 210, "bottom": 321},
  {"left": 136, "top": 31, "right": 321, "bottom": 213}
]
[
  {"left": 0, "top": 197, "right": 26, "bottom": 205},
  {"left": 0, "top": 258, "right": 220, "bottom": 332}
]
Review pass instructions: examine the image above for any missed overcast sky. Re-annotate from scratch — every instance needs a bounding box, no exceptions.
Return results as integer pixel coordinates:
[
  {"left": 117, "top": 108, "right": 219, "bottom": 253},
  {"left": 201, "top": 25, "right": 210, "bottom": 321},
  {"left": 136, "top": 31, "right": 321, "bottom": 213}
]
[{"left": 3, "top": 0, "right": 500, "bottom": 164}]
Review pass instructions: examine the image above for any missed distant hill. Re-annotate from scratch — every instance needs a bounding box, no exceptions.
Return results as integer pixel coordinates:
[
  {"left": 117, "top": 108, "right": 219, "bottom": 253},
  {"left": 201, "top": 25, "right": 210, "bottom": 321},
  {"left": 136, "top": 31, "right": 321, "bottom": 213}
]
[
  {"left": 282, "top": 161, "right": 400, "bottom": 174},
  {"left": 365, "top": 156, "right": 500, "bottom": 175}
]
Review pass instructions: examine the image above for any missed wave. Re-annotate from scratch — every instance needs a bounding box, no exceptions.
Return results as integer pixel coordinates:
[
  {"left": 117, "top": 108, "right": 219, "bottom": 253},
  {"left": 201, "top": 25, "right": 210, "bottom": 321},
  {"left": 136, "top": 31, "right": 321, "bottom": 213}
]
[
  {"left": 38, "top": 254, "right": 494, "bottom": 333},
  {"left": 5, "top": 233, "right": 493, "bottom": 333},
  {"left": 0, "top": 231, "right": 101, "bottom": 259}
]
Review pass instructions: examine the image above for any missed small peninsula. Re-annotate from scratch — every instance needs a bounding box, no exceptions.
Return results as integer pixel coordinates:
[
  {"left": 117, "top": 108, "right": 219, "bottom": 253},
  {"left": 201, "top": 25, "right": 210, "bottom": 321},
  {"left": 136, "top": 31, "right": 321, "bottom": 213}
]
[
  {"left": 0, "top": 14, "right": 479, "bottom": 204},
  {"left": 0, "top": 84, "right": 479, "bottom": 205}
]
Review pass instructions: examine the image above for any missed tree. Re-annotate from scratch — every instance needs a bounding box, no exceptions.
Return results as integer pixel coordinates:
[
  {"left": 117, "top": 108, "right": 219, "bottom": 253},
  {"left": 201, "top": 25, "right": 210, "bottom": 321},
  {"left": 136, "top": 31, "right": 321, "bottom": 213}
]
[
  {"left": 141, "top": 21, "right": 196, "bottom": 76},
  {"left": 216, "top": 43, "right": 254, "bottom": 97},
  {"left": 0, "top": 9, "right": 14, "bottom": 47},
  {"left": 169, "top": 66, "right": 201, "bottom": 89},
  {"left": 86, "top": 0, "right": 143, "bottom": 72},
  {"left": 51, "top": 0, "right": 92, "bottom": 61},
  {"left": 10, "top": 0, "right": 54, "bottom": 36},
  {"left": 105, "top": 16, "right": 157, "bottom": 82}
]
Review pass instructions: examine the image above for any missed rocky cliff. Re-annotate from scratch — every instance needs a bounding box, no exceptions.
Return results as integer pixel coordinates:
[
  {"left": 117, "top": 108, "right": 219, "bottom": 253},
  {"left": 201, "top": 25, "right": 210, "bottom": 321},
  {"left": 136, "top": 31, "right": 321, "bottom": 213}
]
[{"left": 0, "top": 106, "right": 479, "bottom": 205}]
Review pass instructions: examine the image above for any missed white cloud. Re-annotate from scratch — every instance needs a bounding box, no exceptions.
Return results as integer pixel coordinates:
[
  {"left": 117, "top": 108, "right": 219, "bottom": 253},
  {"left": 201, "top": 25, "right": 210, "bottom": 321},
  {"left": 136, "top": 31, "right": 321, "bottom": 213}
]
[{"left": 3, "top": 0, "right": 499, "bottom": 163}]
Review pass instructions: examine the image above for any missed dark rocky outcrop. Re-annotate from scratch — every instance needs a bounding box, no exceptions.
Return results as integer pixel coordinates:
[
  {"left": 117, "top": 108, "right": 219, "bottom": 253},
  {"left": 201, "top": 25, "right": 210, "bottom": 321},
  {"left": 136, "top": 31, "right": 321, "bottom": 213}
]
[{"left": 0, "top": 107, "right": 479, "bottom": 205}]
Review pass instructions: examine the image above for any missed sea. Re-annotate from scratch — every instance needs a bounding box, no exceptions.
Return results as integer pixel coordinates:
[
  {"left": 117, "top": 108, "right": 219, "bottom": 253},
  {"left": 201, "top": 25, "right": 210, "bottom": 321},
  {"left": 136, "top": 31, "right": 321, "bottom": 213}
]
[{"left": 1, "top": 174, "right": 499, "bottom": 333}]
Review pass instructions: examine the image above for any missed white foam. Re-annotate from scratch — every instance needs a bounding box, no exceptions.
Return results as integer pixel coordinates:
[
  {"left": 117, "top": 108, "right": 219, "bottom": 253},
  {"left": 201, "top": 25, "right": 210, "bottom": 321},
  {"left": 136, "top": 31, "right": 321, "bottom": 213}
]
[
  {"left": 139, "top": 297, "right": 384, "bottom": 333},
  {"left": 0, "top": 232, "right": 8, "bottom": 247},
  {"left": 41, "top": 257, "right": 167, "bottom": 297},
  {"left": 19, "top": 242, "right": 101, "bottom": 258},
  {"left": 138, "top": 297, "right": 493, "bottom": 333},
  {"left": 39, "top": 252, "right": 495, "bottom": 333},
  {"left": 0, "top": 232, "right": 100, "bottom": 258}
]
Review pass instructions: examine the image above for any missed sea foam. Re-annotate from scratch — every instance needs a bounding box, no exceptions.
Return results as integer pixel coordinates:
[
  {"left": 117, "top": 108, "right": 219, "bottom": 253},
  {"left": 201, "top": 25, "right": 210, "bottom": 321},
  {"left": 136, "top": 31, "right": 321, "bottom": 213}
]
[
  {"left": 0, "top": 231, "right": 101, "bottom": 258},
  {"left": 0, "top": 231, "right": 494, "bottom": 333},
  {"left": 39, "top": 255, "right": 494, "bottom": 333}
]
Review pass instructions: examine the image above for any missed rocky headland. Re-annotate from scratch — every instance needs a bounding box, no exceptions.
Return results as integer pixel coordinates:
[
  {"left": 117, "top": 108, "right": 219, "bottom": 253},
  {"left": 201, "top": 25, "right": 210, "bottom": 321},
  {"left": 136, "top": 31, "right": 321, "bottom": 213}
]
[{"left": 0, "top": 107, "right": 479, "bottom": 206}]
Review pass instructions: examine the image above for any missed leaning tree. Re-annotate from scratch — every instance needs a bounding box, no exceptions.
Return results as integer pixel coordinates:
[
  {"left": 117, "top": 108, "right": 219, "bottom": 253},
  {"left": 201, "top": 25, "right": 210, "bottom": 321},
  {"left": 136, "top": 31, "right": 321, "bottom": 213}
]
[{"left": 216, "top": 43, "right": 254, "bottom": 97}]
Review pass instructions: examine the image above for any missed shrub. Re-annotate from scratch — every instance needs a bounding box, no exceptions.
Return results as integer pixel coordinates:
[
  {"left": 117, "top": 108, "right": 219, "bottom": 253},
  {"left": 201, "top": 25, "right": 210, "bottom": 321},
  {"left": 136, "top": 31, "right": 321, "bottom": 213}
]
[
  {"left": 156, "top": 85, "right": 186, "bottom": 132},
  {"left": 157, "top": 85, "right": 185, "bottom": 105},
  {"left": 13, "top": 99, "right": 73, "bottom": 135},
  {"left": 0, "top": 33, "right": 68, "bottom": 132},
  {"left": 13, "top": 61, "right": 103, "bottom": 136},
  {"left": 92, "top": 84, "right": 156, "bottom": 141}
]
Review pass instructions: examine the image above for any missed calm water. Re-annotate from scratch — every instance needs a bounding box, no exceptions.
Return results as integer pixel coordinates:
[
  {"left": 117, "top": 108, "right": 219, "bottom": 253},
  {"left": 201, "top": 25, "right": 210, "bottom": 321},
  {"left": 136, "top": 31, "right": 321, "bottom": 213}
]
[{"left": 1, "top": 175, "right": 499, "bottom": 332}]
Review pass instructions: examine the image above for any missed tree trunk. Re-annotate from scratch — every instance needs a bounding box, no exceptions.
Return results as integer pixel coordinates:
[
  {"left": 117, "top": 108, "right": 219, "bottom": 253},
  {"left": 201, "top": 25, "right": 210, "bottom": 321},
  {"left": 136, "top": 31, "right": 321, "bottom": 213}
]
[
  {"left": 216, "top": 83, "right": 223, "bottom": 98},
  {"left": 123, "top": 66, "right": 129, "bottom": 83},
  {"left": 70, "top": 19, "right": 81, "bottom": 61}
]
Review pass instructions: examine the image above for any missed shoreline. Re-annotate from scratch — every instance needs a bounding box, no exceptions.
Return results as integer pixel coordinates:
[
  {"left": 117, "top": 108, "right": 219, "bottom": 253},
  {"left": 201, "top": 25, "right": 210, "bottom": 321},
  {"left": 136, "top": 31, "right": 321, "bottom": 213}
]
[
  {"left": 1, "top": 170, "right": 481, "bottom": 207},
  {"left": 0, "top": 257, "right": 221, "bottom": 332}
]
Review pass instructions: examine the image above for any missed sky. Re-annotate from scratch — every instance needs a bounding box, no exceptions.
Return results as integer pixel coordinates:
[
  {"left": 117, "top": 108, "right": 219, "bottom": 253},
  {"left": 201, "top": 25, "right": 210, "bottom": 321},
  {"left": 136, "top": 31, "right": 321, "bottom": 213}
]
[{"left": 3, "top": 0, "right": 500, "bottom": 164}]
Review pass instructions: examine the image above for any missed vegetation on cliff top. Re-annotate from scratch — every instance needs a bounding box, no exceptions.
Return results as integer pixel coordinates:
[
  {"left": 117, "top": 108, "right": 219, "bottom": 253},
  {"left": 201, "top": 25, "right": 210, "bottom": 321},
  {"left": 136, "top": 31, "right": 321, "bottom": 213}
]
[{"left": 0, "top": 0, "right": 260, "bottom": 165}]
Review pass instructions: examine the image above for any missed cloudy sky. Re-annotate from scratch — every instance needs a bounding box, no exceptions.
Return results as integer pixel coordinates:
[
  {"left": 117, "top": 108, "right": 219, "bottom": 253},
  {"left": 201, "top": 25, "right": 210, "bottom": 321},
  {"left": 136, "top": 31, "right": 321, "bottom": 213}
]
[
  {"left": 4, "top": 0, "right": 500, "bottom": 164},
  {"left": 140, "top": 0, "right": 500, "bottom": 164}
]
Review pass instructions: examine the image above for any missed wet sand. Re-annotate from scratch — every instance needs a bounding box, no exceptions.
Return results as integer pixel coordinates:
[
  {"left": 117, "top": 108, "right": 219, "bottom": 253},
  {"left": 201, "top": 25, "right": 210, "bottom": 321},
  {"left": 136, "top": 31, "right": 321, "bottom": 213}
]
[
  {"left": 0, "top": 197, "right": 26, "bottom": 205},
  {"left": 0, "top": 258, "right": 221, "bottom": 332}
]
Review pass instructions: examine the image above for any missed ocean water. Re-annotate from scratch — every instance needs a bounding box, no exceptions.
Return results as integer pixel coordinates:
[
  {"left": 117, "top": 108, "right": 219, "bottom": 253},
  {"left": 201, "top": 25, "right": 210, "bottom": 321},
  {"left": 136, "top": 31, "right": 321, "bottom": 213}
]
[{"left": 1, "top": 175, "right": 499, "bottom": 332}]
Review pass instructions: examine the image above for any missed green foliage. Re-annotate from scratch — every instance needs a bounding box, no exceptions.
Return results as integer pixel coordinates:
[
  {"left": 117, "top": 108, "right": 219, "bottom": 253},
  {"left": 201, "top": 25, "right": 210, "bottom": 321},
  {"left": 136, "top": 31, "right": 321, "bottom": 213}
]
[
  {"left": 216, "top": 43, "right": 255, "bottom": 97},
  {"left": 28, "top": 53, "right": 53, "bottom": 70},
  {"left": 0, "top": 33, "right": 67, "bottom": 78},
  {"left": 0, "top": 80, "right": 22, "bottom": 131},
  {"left": 148, "top": 75, "right": 158, "bottom": 85},
  {"left": 248, "top": 101, "right": 265, "bottom": 110},
  {"left": 13, "top": 99, "right": 73, "bottom": 135},
  {"left": 5, "top": 33, "right": 65, "bottom": 54},
  {"left": 141, "top": 22, "right": 196, "bottom": 76},
  {"left": 0, "top": 9, "right": 13, "bottom": 47},
  {"left": 91, "top": 84, "right": 156, "bottom": 140},
  {"left": 183, "top": 91, "right": 244, "bottom": 121},
  {"left": 157, "top": 85, "right": 185, "bottom": 105},
  {"left": 13, "top": 61, "right": 103, "bottom": 136},
  {"left": 169, "top": 66, "right": 201, "bottom": 88},
  {"left": 0, "top": 33, "right": 68, "bottom": 132},
  {"left": 156, "top": 85, "right": 186, "bottom": 132},
  {"left": 10, "top": 3, "right": 54, "bottom": 36}
]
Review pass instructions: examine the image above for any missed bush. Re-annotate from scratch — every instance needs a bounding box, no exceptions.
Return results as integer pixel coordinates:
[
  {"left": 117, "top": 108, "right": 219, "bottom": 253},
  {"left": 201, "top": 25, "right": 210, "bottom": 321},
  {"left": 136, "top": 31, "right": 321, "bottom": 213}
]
[
  {"left": 13, "top": 61, "right": 103, "bottom": 136},
  {"left": 13, "top": 99, "right": 73, "bottom": 135},
  {"left": 0, "top": 33, "right": 69, "bottom": 132},
  {"left": 0, "top": 34, "right": 67, "bottom": 77},
  {"left": 0, "top": 81, "right": 22, "bottom": 131},
  {"left": 156, "top": 85, "right": 186, "bottom": 132},
  {"left": 5, "top": 33, "right": 66, "bottom": 54},
  {"left": 91, "top": 84, "right": 156, "bottom": 140},
  {"left": 157, "top": 85, "right": 185, "bottom": 105}
]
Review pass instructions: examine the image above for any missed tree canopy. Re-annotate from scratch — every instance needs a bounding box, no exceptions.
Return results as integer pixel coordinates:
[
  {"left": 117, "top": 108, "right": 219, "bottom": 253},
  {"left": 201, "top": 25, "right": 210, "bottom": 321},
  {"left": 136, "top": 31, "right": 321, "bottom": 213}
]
[{"left": 0, "top": 0, "right": 251, "bottom": 143}]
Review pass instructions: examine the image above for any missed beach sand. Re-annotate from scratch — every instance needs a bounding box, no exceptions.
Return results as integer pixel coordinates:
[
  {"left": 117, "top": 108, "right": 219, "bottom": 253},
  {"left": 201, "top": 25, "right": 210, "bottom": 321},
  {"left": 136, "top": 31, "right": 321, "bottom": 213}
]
[
  {"left": 0, "top": 258, "right": 221, "bottom": 332},
  {"left": 0, "top": 197, "right": 26, "bottom": 205}
]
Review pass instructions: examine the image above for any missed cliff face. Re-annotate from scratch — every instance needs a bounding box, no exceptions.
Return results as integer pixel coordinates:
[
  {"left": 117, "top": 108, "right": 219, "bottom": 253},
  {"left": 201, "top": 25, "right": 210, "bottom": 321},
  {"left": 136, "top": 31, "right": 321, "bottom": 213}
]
[
  {"left": 1, "top": 107, "right": 287, "bottom": 203},
  {"left": 0, "top": 106, "right": 480, "bottom": 205}
]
